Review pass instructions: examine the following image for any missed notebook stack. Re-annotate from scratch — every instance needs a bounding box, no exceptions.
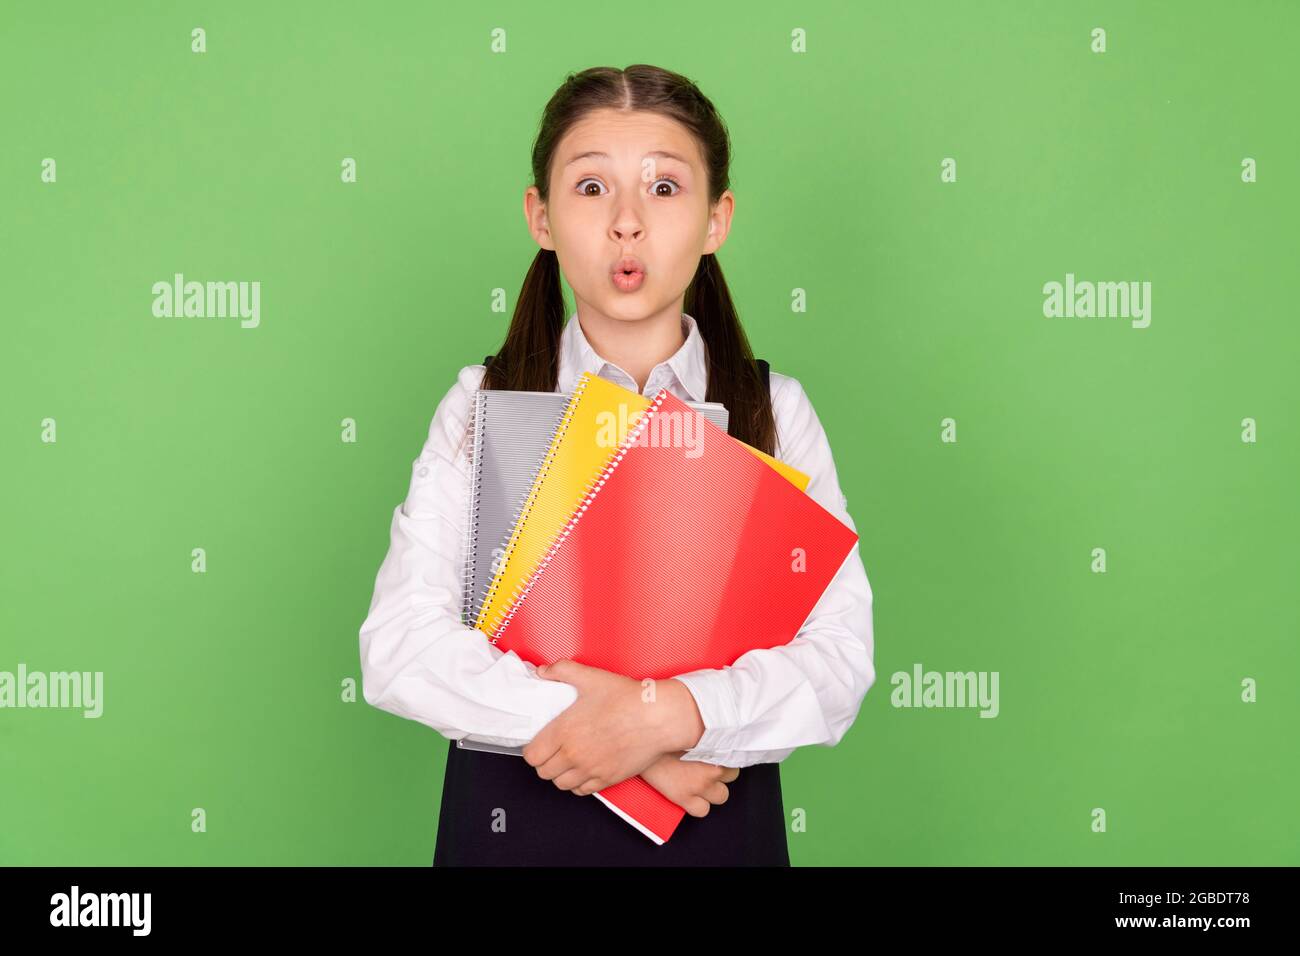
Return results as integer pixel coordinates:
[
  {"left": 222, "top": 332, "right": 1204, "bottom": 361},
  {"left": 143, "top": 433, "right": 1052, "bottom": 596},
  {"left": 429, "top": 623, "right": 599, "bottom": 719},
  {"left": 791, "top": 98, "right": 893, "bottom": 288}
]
[{"left": 457, "top": 372, "right": 859, "bottom": 844}]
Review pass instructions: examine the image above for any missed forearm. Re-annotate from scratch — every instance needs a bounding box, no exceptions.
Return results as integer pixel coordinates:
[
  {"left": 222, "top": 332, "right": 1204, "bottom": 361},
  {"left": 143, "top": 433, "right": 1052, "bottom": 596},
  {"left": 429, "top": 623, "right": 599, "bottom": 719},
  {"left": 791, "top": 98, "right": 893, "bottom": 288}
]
[{"left": 646, "top": 677, "right": 707, "bottom": 754}]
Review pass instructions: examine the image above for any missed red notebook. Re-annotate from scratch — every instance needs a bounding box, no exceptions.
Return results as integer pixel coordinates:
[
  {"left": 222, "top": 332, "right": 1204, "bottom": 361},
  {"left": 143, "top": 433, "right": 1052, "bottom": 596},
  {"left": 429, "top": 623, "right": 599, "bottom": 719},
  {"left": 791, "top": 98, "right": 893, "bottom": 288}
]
[{"left": 492, "top": 389, "right": 861, "bottom": 844}]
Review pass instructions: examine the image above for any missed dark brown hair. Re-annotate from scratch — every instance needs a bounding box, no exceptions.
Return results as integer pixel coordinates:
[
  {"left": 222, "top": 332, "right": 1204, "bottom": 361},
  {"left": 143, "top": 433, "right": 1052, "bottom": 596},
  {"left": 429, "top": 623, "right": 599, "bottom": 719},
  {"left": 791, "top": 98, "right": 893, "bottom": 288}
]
[{"left": 479, "top": 64, "right": 776, "bottom": 456}]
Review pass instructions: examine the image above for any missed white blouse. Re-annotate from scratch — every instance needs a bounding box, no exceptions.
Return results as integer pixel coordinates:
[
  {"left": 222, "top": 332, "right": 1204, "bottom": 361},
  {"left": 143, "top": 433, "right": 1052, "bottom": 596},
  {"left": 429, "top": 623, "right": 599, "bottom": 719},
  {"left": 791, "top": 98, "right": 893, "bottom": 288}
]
[{"left": 357, "top": 311, "right": 876, "bottom": 768}]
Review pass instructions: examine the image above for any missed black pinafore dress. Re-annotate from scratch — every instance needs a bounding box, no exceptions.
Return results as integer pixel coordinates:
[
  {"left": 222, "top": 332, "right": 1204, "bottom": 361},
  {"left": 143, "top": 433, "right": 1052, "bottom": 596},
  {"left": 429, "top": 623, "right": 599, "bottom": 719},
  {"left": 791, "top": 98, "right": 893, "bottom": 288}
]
[
  {"left": 432, "top": 739, "right": 790, "bottom": 866},
  {"left": 433, "top": 358, "right": 788, "bottom": 866}
]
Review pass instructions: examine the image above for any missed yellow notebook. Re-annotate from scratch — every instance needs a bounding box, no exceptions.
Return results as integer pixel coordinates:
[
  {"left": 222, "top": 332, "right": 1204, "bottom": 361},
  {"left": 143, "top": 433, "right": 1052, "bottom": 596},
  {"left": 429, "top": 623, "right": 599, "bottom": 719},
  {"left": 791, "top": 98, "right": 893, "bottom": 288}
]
[{"left": 473, "top": 372, "right": 809, "bottom": 638}]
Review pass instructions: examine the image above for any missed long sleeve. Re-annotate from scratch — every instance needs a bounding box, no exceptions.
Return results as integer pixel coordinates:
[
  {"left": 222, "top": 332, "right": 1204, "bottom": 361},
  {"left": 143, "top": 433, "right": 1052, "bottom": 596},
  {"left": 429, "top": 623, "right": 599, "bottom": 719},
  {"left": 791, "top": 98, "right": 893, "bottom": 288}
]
[
  {"left": 670, "top": 374, "right": 876, "bottom": 768},
  {"left": 358, "top": 365, "right": 578, "bottom": 746}
]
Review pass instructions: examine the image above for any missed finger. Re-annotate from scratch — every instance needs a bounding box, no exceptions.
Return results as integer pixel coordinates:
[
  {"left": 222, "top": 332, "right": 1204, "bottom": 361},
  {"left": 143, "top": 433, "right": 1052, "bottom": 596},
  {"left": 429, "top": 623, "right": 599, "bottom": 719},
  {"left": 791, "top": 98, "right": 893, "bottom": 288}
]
[
  {"left": 552, "top": 767, "right": 594, "bottom": 792},
  {"left": 683, "top": 796, "right": 712, "bottom": 818},
  {"left": 534, "top": 751, "right": 573, "bottom": 782},
  {"left": 706, "top": 781, "right": 730, "bottom": 805},
  {"left": 721, "top": 767, "right": 740, "bottom": 783},
  {"left": 521, "top": 733, "right": 563, "bottom": 769}
]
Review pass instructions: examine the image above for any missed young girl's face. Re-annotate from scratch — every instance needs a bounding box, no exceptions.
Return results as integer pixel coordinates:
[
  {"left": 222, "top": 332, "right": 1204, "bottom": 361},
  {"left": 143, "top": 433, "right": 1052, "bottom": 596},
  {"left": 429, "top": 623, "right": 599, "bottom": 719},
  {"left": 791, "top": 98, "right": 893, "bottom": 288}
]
[{"left": 528, "top": 107, "right": 732, "bottom": 325}]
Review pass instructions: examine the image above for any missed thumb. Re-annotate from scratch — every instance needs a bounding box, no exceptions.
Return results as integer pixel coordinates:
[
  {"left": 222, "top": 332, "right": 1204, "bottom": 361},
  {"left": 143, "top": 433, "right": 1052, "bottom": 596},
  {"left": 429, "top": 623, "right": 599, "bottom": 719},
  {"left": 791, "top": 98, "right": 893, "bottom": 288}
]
[{"left": 537, "top": 659, "right": 578, "bottom": 681}]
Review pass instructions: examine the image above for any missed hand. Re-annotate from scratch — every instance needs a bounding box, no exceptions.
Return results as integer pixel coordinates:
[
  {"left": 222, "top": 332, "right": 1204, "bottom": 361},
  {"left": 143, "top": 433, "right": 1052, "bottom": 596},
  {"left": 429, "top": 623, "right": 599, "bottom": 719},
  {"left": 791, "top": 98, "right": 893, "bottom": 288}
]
[
  {"left": 640, "top": 751, "right": 740, "bottom": 818},
  {"left": 524, "top": 659, "right": 680, "bottom": 795}
]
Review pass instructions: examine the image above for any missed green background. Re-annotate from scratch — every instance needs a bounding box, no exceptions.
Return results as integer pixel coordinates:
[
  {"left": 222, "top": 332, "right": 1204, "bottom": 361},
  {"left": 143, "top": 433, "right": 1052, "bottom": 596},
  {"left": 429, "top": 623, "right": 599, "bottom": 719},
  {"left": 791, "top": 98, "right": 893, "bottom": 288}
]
[{"left": 2, "top": 0, "right": 1296, "bottom": 865}]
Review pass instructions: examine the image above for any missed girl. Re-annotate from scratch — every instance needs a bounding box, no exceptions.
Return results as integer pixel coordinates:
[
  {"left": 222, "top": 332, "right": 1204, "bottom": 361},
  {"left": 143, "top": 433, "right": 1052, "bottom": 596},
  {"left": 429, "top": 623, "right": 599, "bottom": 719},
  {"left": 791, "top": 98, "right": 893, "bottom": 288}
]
[{"left": 358, "top": 64, "right": 875, "bottom": 866}]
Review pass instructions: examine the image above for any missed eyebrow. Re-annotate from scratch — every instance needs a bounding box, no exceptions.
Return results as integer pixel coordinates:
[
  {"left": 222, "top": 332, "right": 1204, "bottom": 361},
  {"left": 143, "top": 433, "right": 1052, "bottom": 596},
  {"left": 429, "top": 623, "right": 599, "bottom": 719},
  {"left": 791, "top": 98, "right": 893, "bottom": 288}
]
[{"left": 562, "top": 150, "right": 692, "bottom": 168}]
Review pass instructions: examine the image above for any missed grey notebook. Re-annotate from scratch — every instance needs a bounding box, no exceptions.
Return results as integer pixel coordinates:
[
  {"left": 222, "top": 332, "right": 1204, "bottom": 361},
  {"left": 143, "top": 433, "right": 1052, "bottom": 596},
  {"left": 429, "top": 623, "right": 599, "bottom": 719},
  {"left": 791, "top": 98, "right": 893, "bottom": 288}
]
[{"left": 455, "top": 387, "right": 728, "bottom": 756}]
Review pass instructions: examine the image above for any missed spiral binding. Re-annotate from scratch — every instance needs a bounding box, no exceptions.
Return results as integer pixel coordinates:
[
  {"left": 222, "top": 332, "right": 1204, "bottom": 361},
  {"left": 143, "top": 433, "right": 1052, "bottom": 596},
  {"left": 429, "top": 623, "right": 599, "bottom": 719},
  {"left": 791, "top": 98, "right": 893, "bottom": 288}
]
[
  {"left": 459, "top": 390, "right": 488, "bottom": 626},
  {"left": 464, "top": 390, "right": 572, "bottom": 628},
  {"left": 471, "top": 374, "right": 594, "bottom": 633},
  {"left": 485, "top": 384, "right": 669, "bottom": 646},
  {"left": 461, "top": 388, "right": 568, "bottom": 627}
]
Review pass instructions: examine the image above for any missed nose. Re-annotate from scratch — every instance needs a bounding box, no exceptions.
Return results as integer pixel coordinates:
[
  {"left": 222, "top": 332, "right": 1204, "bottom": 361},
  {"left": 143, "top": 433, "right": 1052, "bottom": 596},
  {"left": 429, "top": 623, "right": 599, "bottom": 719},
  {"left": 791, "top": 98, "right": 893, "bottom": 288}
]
[
  {"left": 609, "top": 198, "right": 645, "bottom": 243},
  {"left": 610, "top": 222, "right": 644, "bottom": 243}
]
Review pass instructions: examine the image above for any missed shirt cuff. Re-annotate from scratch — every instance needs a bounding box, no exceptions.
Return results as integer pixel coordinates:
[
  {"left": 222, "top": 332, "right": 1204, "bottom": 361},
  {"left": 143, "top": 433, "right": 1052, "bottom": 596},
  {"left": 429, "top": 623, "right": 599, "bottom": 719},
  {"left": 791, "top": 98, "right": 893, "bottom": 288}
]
[
  {"left": 460, "top": 732, "right": 530, "bottom": 748},
  {"left": 671, "top": 670, "right": 740, "bottom": 762}
]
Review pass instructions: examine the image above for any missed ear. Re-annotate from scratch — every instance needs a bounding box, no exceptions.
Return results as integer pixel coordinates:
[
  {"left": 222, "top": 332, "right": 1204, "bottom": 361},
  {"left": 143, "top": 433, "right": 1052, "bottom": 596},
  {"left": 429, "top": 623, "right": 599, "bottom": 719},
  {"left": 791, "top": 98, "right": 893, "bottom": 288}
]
[
  {"left": 702, "top": 189, "right": 734, "bottom": 256},
  {"left": 524, "top": 185, "right": 556, "bottom": 251}
]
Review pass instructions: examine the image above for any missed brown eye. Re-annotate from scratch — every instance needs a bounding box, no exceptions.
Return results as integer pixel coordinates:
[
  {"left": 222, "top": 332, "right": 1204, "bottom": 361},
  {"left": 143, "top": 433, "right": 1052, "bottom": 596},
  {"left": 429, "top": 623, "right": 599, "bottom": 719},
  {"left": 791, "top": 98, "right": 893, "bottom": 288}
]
[
  {"left": 576, "top": 178, "right": 606, "bottom": 196},
  {"left": 651, "top": 175, "right": 681, "bottom": 197}
]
